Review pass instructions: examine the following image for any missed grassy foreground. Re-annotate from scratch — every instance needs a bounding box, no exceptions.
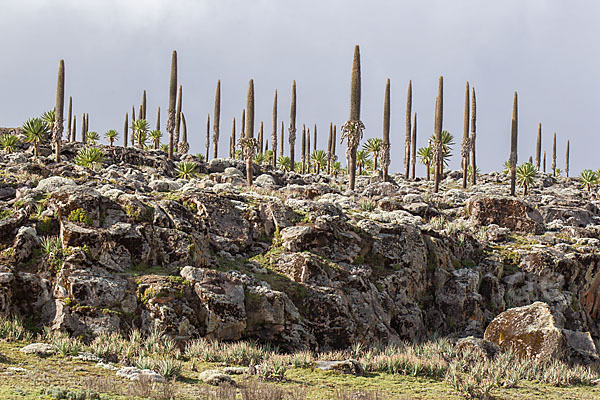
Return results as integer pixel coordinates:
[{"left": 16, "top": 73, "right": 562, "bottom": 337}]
[{"left": 0, "top": 316, "right": 599, "bottom": 399}]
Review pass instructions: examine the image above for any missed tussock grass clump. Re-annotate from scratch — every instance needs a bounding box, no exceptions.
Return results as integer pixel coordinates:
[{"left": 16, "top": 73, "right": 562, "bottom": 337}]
[{"left": 0, "top": 315, "right": 34, "bottom": 342}]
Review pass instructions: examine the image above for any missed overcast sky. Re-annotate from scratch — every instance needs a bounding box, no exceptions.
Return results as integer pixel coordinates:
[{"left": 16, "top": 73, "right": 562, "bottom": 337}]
[{"left": 0, "top": 0, "right": 598, "bottom": 176}]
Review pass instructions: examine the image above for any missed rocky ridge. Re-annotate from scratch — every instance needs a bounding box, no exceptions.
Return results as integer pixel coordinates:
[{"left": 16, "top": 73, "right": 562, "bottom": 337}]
[{"left": 0, "top": 141, "right": 599, "bottom": 360}]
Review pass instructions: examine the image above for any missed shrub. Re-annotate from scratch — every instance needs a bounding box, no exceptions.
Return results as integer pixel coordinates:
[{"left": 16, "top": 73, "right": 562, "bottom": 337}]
[{"left": 74, "top": 146, "right": 105, "bottom": 170}]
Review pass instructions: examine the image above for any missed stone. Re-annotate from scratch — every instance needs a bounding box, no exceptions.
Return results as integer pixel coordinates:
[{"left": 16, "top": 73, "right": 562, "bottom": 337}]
[
  {"left": 562, "top": 329, "right": 599, "bottom": 365},
  {"left": 116, "top": 366, "right": 165, "bottom": 383},
  {"left": 198, "top": 369, "right": 235, "bottom": 385},
  {"left": 20, "top": 343, "right": 55, "bottom": 356},
  {"left": 315, "top": 359, "right": 364, "bottom": 376},
  {"left": 455, "top": 336, "right": 502, "bottom": 359},
  {"left": 37, "top": 176, "right": 76, "bottom": 193},
  {"left": 483, "top": 302, "right": 567, "bottom": 361},
  {"left": 467, "top": 195, "right": 544, "bottom": 234},
  {"left": 255, "top": 174, "right": 278, "bottom": 189}
]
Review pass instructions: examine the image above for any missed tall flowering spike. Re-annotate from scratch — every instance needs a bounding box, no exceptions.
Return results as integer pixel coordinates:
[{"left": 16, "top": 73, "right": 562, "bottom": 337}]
[
  {"left": 307, "top": 127, "right": 311, "bottom": 172},
  {"left": 543, "top": 150, "right": 546, "bottom": 173},
  {"left": 156, "top": 107, "right": 161, "bottom": 131},
  {"left": 433, "top": 76, "right": 444, "bottom": 193},
  {"left": 332, "top": 124, "right": 337, "bottom": 160},
  {"left": 175, "top": 85, "right": 183, "bottom": 148},
  {"left": 536, "top": 123, "right": 542, "bottom": 170},
  {"left": 213, "top": 80, "right": 221, "bottom": 159},
  {"left": 327, "top": 122, "right": 333, "bottom": 174},
  {"left": 411, "top": 112, "right": 417, "bottom": 180},
  {"left": 259, "top": 121, "right": 264, "bottom": 155},
  {"left": 81, "top": 114, "right": 86, "bottom": 143},
  {"left": 167, "top": 50, "right": 177, "bottom": 160},
  {"left": 280, "top": 120, "right": 284, "bottom": 157},
  {"left": 272, "top": 90, "right": 278, "bottom": 167},
  {"left": 552, "top": 132, "right": 557, "bottom": 176},
  {"left": 67, "top": 96, "right": 72, "bottom": 143},
  {"left": 565, "top": 139, "right": 570, "bottom": 177},
  {"left": 462, "top": 81, "right": 470, "bottom": 189},
  {"left": 404, "top": 80, "right": 412, "bottom": 178},
  {"left": 242, "top": 109, "right": 246, "bottom": 137},
  {"left": 470, "top": 88, "right": 477, "bottom": 185},
  {"left": 245, "top": 79, "right": 255, "bottom": 186},
  {"left": 142, "top": 90, "right": 147, "bottom": 120},
  {"left": 344, "top": 45, "right": 362, "bottom": 191},
  {"left": 289, "top": 80, "right": 297, "bottom": 168},
  {"left": 301, "top": 124, "right": 306, "bottom": 173},
  {"left": 313, "top": 124, "right": 317, "bottom": 152},
  {"left": 124, "top": 113, "right": 128, "bottom": 147},
  {"left": 510, "top": 92, "right": 518, "bottom": 196},
  {"left": 231, "top": 117, "right": 236, "bottom": 158},
  {"left": 53, "top": 59, "right": 65, "bottom": 162},
  {"left": 180, "top": 112, "right": 188, "bottom": 154},
  {"left": 382, "top": 79, "right": 391, "bottom": 182},
  {"left": 205, "top": 114, "right": 210, "bottom": 160},
  {"left": 71, "top": 115, "right": 76, "bottom": 143}
]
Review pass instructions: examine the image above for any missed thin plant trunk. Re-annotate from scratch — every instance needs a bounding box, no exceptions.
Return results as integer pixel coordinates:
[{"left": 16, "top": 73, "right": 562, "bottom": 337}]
[
  {"left": 167, "top": 51, "right": 177, "bottom": 160},
  {"left": 510, "top": 92, "right": 518, "bottom": 196},
  {"left": 382, "top": 79, "right": 391, "bottom": 182},
  {"left": 470, "top": 88, "right": 477, "bottom": 185}
]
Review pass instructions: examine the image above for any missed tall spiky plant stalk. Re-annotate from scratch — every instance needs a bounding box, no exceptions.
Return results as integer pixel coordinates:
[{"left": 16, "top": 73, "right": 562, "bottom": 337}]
[
  {"left": 212, "top": 80, "right": 221, "bottom": 159},
  {"left": 543, "top": 151, "right": 546, "bottom": 173},
  {"left": 404, "top": 80, "right": 412, "bottom": 178},
  {"left": 205, "top": 114, "right": 210, "bottom": 160},
  {"left": 565, "top": 139, "right": 570, "bottom": 178},
  {"left": 382, "top": 79, "right": 391, "bottom": 182},
  {"left": 272, "top": 90, "right": 278, "bottom": 167},
  {"left": 535, "top": 123, "right": 542, "bottom": 170},
  {"left": 313, "top": 124, "right": 317, "bottom": 152},
  {"left": 138, "top": 105, "right": 143, "bottom": 129},
  {"left": 411, "top": 112, "right": 417, "bottom": 180},
  {"left": 180, "top": 112, "right": 188, "bottom": 154},
  {"left": 470, "top": 88, "right": 477, "bottom": 185},
  {"left": 301, "top": 124, "right": 306, "bottom": 174},
  {"left": 52, "top": 61, "right": 63, "bottom": 160},
  {"left": 123, "top": 113, "right": 128, "bottom": 148},
  {"left": 433, "top": 76, "right": 443, "bottom": 193},
  {"left": 142, "top": 90, "right": 147, "bottom": 120},
  {"left": 71, "top": 115, "right": 76, "bottom": 143},
  {"left": 167, "top": 50, "right": 177, "bottom": 160},
  {"left": 343, "top": 45, "right": 362, "bottom": 191},
  {"left": 156, "top": 107, "right": 160, "bottom": 131},
  {"left": 175, "top": 85, "right": 183, "bottom": 149},
  {"left": 231, "top": 118, "right": 236, "bottom": 158},
  {"left": 327, "top": 122, "right": 333, "bottom": 174},
  {"left": 245, "top": 79, "right": 255, "bottom": 186},
  {"left": 280, "top": 120, "right": 284, "bottom": 157},
  {"left": 67, "top": 96, "right": 72, "bottom": 143},
  {"left": 289, "top": 80, "right": 297, "bottom": 169},
  {"left": 132, "top": 106, "right": 136, "bottom": 122},
  {"left": 461, "top": 81, "right": 470, "bottom": 189},
  {"left": 552, "top": 132, "right": 557, "bottom": 176},
  {"left": 259, "top": 121, "right": 264, "bottom": 155},
  {"left": 332, "top": 124, "right": 337, "bottom": 163},
  {"left": 510, "top": 92, "right": 518, "bottom": 196},
  {"left": 82, "top": 114, "right": 87, "bottom": 143},
  {"left": 306, "top": 127, "right": 311, "bottom": 172}
]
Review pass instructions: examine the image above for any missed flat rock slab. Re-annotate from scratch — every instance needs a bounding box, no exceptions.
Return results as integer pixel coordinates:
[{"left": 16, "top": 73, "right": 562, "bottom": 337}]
[
  {"left": 20, "top": 343, "right": 55, "bottom": 357},
  {"left": 315, "top": 359, "right": 364, "bottom": 376},
  {"left": 116, "top": 366, "right": 165, "bottom": 383},
  {"left": 198, "top": 369, "right": 235, "bottom": 385}
]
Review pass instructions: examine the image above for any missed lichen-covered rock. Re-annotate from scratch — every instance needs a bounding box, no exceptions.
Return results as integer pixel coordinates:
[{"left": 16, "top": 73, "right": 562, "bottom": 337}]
[
  {"left": 483, "top": 302, "right": 567, "bottom": 361},
  {"left": 455, "top": 336, "right": 502, "bottom": 359},
  {"left": 467, "top": 195, "right": 544, "bottom": 234},
  {"left": 198, "top": 369, "right": 235, "bottom": 385},
  {"left": 315, "top": 359, "right": 364, "bottom": 376},
  {"left": 20, "top": 343, "right": 55, "bottom": 356}
]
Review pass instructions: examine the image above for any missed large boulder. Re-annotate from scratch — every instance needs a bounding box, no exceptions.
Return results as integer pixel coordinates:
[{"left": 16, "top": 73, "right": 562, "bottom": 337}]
[
  {"left": 467, "top": 195, "right": 544, "bottom": 234},
  {"left": 483, "top": 302, "right": 567, "bottom": 361}
]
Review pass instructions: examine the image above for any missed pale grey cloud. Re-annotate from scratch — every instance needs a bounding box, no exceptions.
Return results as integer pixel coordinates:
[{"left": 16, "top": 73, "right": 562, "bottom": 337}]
[{"left": 0, "top": 0, "right": 598, "bottom": 175}]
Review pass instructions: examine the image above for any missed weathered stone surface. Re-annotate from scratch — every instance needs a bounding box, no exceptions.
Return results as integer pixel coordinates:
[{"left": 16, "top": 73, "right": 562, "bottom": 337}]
[
  {"left": 198, "top": 369, "right": 235, "bottom": 385},
  {"left": 20, "top": 343, "right": 55, "bottom": 356},
  {"left": 315, "top": 359, "right": 364, "bottom": 376},
  {"left": 467, "top": 195, "right": 544, "bottom": 234},
  {"left": 455, "top": 336, "right": 502, "bottom": 359},
  {"left": 483, "top": 302, "right": 567, "bottom": 361}
]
